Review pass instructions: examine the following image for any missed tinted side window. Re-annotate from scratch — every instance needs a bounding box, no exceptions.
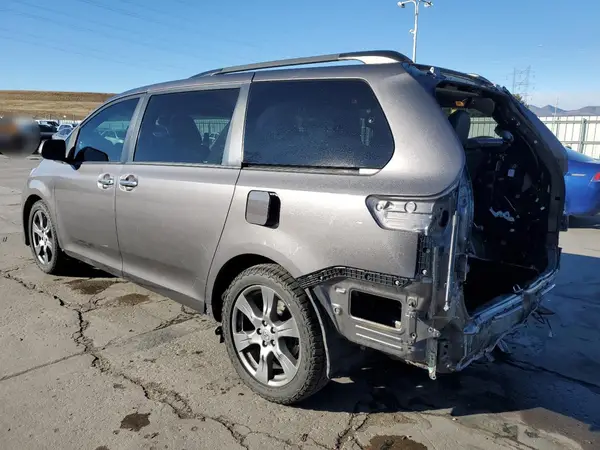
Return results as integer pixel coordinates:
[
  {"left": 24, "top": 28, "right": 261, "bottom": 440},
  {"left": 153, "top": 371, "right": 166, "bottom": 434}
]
[
  {"left": 243, "top": 80, "right": 394, "bottom": 169},
  {"left": 134, "top": 89, "right": 240, "bottom": 165},
  {"left": 74, "top": 98, "right": 139, "bottom": 162}
]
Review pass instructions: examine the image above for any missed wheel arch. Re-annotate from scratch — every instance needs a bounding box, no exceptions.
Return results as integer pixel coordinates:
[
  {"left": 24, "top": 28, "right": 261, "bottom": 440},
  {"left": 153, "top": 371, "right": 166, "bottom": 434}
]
[
  {"left": 205, "top": 240, "right": 317, "bottom": 319},
  {"left": 207, "top": 253, "right": 282, "bottom": 322},
  {"left": 22, "top": 176, "right": 56, "bottom": 246},
  {"left": 22, "top": 194, "right": 43, "bottom": 246}
]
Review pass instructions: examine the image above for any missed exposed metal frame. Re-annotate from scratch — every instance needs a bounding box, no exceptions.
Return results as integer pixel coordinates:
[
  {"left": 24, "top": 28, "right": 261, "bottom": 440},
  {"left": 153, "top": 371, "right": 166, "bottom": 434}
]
[
  {"left": 191, "top": 50, "right": 413, "bottom": 78},
  {"left": 410, "top": 63, "right": 495, "bottom": 87}
]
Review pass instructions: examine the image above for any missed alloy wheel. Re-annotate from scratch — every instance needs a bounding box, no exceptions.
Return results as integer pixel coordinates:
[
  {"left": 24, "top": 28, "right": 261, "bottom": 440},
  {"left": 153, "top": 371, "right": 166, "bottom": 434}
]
[
  {"left": 31, "top": 209, "right": 54, "bottom": 265},
  {"left": 231, "top": 285, "right": 301, "bottom": 387}
]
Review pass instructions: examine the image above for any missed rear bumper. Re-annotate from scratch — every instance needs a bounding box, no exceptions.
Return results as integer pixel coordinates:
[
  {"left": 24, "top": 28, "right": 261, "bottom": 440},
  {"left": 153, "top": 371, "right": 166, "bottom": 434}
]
[
  {"left": 568, "top": 204, "right": 600, "bottom": 217},
  {"left": 566, "top": 184, "right": 600, "bottom": 216},
  {"left": 570, "top": 208, "right": 600, "bottom": 217},
  {"left": 307, "top": 256, "right": 559, "bottom": 378},
  {"left": 451, "top": 267, "right": 558, "bottom": 372}
]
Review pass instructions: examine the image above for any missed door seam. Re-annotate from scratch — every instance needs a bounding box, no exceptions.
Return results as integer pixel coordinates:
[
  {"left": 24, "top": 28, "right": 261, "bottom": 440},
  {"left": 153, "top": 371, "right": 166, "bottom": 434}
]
[
  {"left": 112, "top": 165, "right": 124, "bottom": 276},
  {"left": 200, "top": 168, "right": 243, "bottom": 307}
]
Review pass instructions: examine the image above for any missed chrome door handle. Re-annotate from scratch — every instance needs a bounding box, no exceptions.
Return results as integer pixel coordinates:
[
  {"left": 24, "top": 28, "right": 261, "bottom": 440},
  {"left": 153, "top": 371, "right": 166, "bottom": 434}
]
[
  {"left": 119, "top": 179, "right": 138, "bottom": 187},
  {"left": 119, "top": 174, "right": 138, "bottom": 190},
  {"left": 97, "top": 173, "right": 114, "bottom": 189}
]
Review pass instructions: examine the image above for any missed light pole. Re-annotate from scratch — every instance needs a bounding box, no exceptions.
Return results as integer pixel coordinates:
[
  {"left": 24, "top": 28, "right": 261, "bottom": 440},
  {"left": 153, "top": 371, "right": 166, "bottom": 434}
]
[{"left": 397, "top": 0, "right": 433, "bottom": 63}]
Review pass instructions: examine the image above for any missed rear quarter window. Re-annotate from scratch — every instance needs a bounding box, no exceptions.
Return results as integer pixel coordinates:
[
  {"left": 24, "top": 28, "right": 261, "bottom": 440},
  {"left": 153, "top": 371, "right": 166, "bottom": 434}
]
[{"left": 243, "top": 79, "right": 394, "bottom": 169}]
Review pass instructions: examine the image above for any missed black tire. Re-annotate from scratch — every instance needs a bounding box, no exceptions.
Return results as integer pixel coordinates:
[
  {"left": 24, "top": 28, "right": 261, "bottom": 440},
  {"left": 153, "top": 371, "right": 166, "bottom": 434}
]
[
  {"left": 222, "top": 264, "right": 329, "bottom": 404},
  {"left": 28, "top": 200, "right": 72, "bottom": 275}
]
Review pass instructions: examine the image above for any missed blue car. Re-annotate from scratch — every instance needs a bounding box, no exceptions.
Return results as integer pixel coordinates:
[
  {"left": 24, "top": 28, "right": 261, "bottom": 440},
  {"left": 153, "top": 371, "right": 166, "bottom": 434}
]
[{"left": 564, "top": 147, "right": 600, "bottom": 217}]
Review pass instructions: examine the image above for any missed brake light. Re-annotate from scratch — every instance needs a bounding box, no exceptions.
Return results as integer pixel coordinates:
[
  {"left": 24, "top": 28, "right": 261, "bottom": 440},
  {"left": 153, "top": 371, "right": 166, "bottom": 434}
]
[{"left": 593, "top": 172, "right": 600, "bottom": 182}]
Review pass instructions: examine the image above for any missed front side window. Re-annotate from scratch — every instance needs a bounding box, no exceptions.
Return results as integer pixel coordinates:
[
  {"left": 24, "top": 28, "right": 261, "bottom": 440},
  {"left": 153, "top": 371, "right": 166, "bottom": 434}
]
[
  {"left": 74, "top": 97, "right": 139, "bottom": 162},
  {"left": 134, "top": 89, "right": 240, "bottom": 165},
  {"left": 243, "top": 79, "right": 394, "bottom": 169}
]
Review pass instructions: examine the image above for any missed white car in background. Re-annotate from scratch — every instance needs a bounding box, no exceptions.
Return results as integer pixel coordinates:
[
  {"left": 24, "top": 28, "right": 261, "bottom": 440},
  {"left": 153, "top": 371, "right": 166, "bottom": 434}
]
[
  {"left": 52, "top": 127, "right": 74, "bottom": 140},
  {"left": 57, "top": 124, "right": 76, "bottom": 132}
]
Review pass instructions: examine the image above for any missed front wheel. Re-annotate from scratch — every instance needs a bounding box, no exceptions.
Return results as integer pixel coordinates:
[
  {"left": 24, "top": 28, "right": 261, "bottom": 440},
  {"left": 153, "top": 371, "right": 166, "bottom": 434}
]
[{"left": 222, "top": 264, "right": 329, "bottom": 404}]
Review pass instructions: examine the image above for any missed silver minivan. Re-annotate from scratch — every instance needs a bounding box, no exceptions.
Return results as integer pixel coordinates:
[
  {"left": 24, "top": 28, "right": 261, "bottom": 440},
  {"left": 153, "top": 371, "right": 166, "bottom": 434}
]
[{"left": 22, "top": 50, "right": 567, "bottom": 404}]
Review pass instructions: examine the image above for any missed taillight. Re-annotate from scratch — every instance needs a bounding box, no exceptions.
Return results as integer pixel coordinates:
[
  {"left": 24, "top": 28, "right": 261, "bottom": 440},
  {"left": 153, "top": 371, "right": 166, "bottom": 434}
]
[
  {"left": 366, "top": 195, "right": 453, "bottom": 233},
  {"left": 592, "top": 172, "right": 600, "bottom": 182}
]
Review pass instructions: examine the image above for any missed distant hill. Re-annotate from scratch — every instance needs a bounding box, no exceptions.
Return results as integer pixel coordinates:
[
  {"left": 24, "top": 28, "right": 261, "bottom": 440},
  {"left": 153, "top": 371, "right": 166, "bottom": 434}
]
[
  {"left": 529, "top": 104, "right": 600, "bottom": 117},
  {"left": 3, "top": 89, "right": 598, "bottom": 120},
  {"left": 0, "top": 90, "right": 115, "bottom": 120}
]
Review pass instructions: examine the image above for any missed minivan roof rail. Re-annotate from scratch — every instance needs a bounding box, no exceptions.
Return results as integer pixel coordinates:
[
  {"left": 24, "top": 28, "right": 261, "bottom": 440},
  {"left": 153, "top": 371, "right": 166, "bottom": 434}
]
[{"left": 191, "top": 50, "right": 413, "bottom": 78}]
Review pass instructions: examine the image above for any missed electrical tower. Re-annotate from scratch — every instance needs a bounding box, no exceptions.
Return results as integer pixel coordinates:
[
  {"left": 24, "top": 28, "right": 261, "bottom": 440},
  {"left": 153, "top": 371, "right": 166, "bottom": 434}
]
[{"left": 511, "top": 66, "right": 532, "bottom": 104}]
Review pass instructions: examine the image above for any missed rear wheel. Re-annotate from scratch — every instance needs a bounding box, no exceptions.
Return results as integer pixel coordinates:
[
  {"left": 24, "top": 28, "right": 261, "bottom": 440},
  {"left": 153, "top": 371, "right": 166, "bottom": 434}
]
[
  {"left": 222, "top": 264, "right": 328, "bottom": 404},
  {"left": 28, "top": 200, "right": 72, "bottom": 274}
]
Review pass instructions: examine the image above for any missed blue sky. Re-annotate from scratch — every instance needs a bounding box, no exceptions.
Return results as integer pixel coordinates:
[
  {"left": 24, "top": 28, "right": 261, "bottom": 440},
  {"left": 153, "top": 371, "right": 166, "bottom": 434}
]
[{"left": 1, "top": 0, "right": 598, "bottom": 109}]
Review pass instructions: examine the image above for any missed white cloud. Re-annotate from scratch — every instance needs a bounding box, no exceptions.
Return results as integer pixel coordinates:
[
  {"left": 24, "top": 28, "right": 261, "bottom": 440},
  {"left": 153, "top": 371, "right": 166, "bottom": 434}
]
[{"left": 529, "top": 91, "right": 600, "bottom": 110}]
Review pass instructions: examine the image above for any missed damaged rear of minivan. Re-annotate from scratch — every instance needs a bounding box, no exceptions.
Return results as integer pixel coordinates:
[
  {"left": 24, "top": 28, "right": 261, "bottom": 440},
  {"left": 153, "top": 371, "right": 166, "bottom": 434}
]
[
  {"left": 362, "top": 62, "right": 568, "bottom": 378},
  {"left": 204, "top": 51, "right": 568, "bottom": 403}
]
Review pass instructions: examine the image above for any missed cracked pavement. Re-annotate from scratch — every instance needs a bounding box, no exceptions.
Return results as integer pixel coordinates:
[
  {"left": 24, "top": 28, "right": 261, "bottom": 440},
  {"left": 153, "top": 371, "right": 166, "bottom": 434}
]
[{"left": 1, "top": 155, "right": 600, "bottom": 450}]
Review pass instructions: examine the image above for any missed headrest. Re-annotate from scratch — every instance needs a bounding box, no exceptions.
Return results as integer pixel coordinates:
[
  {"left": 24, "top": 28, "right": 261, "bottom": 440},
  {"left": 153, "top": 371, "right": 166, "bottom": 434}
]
[{"left": 447, "top": 110, "right": 471, "bottom": 147}]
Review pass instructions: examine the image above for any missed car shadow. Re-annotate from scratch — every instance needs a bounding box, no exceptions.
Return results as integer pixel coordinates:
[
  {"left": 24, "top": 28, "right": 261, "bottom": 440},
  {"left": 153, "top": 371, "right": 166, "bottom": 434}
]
[
  {"left": 299, "top": 252, "right": 600, "bottom": 442},
  {"left": 59, "top": 260, "right": 115, "bottom": 279},
  {"left": 302, "top": 356, "right": 522, "bottom": 415}
]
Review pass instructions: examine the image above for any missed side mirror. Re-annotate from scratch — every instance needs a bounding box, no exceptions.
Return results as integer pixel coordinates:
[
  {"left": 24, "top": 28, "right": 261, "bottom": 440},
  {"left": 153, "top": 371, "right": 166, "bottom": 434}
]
[
  {"left": 75, "top": 147, "right": 109, "bottom": 162},
  {"left": 40, "top": 139, "right": 67, "bottom": 161}
]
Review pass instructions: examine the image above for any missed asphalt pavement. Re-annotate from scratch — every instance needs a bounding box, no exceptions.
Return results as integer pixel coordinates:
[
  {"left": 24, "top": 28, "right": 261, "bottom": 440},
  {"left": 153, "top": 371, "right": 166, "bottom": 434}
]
[{"left": 1, "top": 155, "right": 599, "bottom": 450}]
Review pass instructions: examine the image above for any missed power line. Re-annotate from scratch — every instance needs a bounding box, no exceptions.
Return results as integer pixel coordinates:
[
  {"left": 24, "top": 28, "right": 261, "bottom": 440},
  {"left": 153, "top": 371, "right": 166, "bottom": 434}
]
[
  {"left": 4, "top": 6, "right": 201, "bottom": 68},
  {"left": 10, "top": 0, "right": 261, "bottom": 71},
  {"left": 74, "top": 0, "right": 260, "bottom": 51},
  {"left": 0, "top": 29, "right": 179, "bottom": 76},
  {"left": 119, "top": 0, "right": 249, "bottom": 33},
  {"left": 13, "top": 0, "right": 209, "bottom": 60},
  {"left": 170, "top": 0, "right": 202, "bottom": 6}
]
